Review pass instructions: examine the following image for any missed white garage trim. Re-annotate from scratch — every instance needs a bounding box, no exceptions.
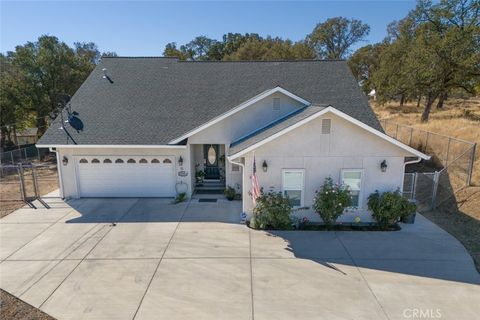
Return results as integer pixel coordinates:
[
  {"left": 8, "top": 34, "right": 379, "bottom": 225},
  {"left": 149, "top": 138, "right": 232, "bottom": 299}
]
[{"left": 74, "top": 155, "right": 176, "bottom": 198}]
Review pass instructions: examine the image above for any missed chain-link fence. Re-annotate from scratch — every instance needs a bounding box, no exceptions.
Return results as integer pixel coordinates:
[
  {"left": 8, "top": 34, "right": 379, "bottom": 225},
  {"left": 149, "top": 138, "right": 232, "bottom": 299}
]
[
  {"left": 0, "top": 163, "right": 59, "bottom": 216},
  {"left": 384, "top": 120, "right": 477, "bottom": 211},
  {"left": 1, "top": 145, "right": 54, "bottom": 164}
]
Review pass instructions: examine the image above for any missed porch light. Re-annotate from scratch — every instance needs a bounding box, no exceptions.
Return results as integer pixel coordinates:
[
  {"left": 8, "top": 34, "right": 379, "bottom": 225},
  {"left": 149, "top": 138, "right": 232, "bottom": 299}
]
[
  {"left": 62, "top": 156, "right": 69, "bottom": 166},
  {"left": 262, "top": 160, "right": 268, "bottom": 172},
  {"left": 178, "top": 156, "right": 183, "bottom": 166},
  {"left": 380, "top": 160, "right": 387, "bottom": 172}
]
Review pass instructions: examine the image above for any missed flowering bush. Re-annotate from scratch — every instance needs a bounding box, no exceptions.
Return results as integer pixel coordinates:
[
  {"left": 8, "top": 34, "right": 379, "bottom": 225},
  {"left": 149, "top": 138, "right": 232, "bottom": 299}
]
[
  {"left": 252, "top": 191, "right": 293, "bottom": 230},
  {"left": 312, "top": 177, "right": 352, "bottom": 227},
  {"left": 367, "top": 190, "right": 416, "bottom": 230}
]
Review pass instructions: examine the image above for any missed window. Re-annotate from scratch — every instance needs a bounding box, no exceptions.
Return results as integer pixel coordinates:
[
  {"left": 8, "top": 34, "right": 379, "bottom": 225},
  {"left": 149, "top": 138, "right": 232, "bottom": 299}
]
[
  {"left": 127, "top": 159, "right": 136, "bottom": 163},
  {"left": 341, "top": 170, "right": 363, "bottom": 207},
  {"left": 232, "top": 164, "right": 240, "bottom": 172},
  {"left": 282, "top": 169, "right": 305, "bottom": 207},
  {"left": 321, "top": 119, "right": 331, "bottom": 134},
  {"left": 273, "top": 97, "right": 281, "bottom": 111},
  {"left": 79, "top": 158, "right": 88, "bottom": 164},
  {"left": 91, "top": 158, "right": 100, "bottom": 164},
  {"left": 103, "top": 159, "right": 112, "bottom": 163},
  {"left": 115, "top": 159, "right": 124, "bottom": 163},
  {"left": 151, "top": 158, "right": 160, "bottom": 163},
  {"left": 139, "top": 159, "right": 148, "bottom": 163},
  {"left": 163, "top": 158, "right": 172, "bottom": 164}
]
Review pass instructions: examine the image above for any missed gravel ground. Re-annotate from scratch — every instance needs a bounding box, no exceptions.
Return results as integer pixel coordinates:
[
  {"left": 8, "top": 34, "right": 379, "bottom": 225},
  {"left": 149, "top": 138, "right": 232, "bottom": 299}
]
[{"left": 0, "top": 289, "right": 56, "bottom": 320}]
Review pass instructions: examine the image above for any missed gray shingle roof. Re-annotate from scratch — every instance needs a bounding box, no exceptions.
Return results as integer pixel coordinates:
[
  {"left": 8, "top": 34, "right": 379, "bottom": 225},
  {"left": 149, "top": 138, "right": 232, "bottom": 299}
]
[
  {"left": 229, "top": 105, "right": 327, "bottom": 155},
  {"left": 38, "top": 57, "right": 381, "bottom": 146}
]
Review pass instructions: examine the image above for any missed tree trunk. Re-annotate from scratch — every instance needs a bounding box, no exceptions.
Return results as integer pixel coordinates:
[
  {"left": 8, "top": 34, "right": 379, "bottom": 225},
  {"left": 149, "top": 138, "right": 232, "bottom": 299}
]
[
  {"left": 421, "top": 93, "right": 438, "bottom": 122},
  {"left": 400, "top": 94, "right": 405, "bottom": 107},
  {"left": 0, "top": 126, "right": 7, "bottom": 152},
  {"left": 436, "top": 92, "right": 447, "bottom": 109},
  {"left": 416, "top": 96, "right": 422, "bottom": 108},
  {"left": 12, "top": 125, "right": 19, "bottom": 147}
]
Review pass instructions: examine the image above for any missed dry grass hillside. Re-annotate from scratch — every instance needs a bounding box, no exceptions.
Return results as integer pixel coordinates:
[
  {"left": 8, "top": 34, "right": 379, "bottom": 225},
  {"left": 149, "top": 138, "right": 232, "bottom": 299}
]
[{"left": 372, "top": 98, "right": 480, "bottom": 270}]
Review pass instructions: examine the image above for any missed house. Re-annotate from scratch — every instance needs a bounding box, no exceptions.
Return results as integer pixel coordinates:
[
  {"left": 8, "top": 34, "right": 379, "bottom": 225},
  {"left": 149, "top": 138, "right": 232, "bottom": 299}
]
[
  {"left": 15, "top": 128, "right": 38, "bottom": 145},
  {"left": 37, "top": 57, "right": 429, "bottom": 222}
]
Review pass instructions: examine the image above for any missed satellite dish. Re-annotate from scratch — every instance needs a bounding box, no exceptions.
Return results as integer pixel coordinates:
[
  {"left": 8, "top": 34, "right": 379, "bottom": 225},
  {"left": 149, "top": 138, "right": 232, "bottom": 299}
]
[{"left": 68, "top": 114, "right": 84, "bottom": 133}]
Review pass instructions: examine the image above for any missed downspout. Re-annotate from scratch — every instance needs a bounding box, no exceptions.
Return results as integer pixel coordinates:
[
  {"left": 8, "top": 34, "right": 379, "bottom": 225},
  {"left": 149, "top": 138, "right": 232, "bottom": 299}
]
[
  {"left": 401, "top": 157, "right": 422, "bottom": 194},
  {"left": 227, "top": 155, "right": 246, "bottom": 213},
  {"left": 50, "top": 147, "right": 65, "bottom": 199}
]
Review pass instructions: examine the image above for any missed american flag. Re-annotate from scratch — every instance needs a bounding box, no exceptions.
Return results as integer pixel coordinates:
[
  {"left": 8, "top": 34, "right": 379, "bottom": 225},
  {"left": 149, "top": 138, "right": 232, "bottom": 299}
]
[{"left": 251, "top": 154, "right": 261, "bottom": 205}]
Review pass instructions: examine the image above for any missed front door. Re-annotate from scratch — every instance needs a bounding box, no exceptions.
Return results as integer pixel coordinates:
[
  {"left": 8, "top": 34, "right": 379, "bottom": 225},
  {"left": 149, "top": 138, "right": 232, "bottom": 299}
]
[{"left": 204, "top": 144, "right": 220, "bottom": 179}]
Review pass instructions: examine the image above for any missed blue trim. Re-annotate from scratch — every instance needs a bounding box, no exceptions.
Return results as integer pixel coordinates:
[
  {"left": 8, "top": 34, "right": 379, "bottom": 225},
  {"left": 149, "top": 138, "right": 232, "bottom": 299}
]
[{"left": 230, "top": 107, "right": 308, "bottom": 148}]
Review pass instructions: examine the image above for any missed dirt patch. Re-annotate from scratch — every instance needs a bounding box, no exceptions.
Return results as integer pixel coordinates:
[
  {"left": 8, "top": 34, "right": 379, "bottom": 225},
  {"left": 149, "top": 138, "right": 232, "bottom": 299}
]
[
  {"left": 0, "top": 289, "right": 56, "bottom": 320},
  {"left": 0, "top": 165, "right": 58, "bottom": 218},
  {"left": 372, "top": 98, "right": 480, "bottom": 272},
  {"left": 422, "top": 187, "right": 480, "bottom": 272}
]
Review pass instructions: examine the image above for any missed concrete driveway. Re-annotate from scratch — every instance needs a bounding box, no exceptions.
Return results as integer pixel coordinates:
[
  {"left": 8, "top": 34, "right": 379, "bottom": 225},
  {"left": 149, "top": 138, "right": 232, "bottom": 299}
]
[{"left": 1, "top": 197, "right": 479, "bottom": 320}]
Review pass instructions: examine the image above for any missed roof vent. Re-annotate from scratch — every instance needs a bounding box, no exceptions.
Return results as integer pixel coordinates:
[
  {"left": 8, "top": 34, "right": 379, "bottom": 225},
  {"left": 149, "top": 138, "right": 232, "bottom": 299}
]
[
  {"left": 321, "top": 119, "right": 331, "bottom": 134},
  {"left": 102, "top": 68, "right": 114, "bottom": 83}
]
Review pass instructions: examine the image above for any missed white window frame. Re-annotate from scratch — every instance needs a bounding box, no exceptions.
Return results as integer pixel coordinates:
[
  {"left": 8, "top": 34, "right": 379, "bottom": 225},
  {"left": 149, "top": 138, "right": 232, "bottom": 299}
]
[
  {"left": 282, "top": 169, "right": 305, "bottom": 207},
  {"left": 340, "top": 169, "right": 364, "bottom": 208}
]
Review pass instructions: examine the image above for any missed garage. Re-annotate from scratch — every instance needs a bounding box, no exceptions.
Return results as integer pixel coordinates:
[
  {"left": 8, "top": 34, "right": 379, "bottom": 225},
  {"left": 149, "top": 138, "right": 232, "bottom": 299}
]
[{"left": 75, "top": 156, "right": 176, "bottom": 197}]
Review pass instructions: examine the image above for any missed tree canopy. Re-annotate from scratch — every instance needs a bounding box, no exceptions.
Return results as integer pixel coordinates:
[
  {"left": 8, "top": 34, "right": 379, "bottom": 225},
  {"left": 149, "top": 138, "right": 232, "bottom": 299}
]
[{"left": 0, "top": 35, "right": 116, "bottom": 148}]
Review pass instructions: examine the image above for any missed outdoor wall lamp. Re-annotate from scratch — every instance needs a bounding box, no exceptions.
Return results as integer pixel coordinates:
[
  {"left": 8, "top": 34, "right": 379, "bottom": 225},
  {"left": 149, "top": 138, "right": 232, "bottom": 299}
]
[
  {"left": 178, "top": 156, "right": 183, "bottom": 167},
  {"left": 62, "top": 156, "right": 69, "bottom": 166},
  {"left": 380, "top": 160, "right": 387, "bottom": 172},
  {"left": 262, "top": 160, "right": 268, "bottom": 172}
]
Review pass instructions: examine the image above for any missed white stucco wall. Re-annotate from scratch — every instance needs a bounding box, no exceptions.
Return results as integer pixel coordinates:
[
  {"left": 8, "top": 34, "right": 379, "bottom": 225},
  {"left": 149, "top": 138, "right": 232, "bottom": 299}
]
[
  {"left": 238, "top": 112, "right": 413, "bottom": 223},
  {"left": 56, "top": 147, "right": 191, "bottom": 199},
  {"left": 188, "top": 92, "right": 305, "bottom": 145}
]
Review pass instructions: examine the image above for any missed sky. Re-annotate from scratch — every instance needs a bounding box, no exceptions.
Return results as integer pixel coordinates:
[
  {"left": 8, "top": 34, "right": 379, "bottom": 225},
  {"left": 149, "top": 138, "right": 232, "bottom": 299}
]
[{"left": 1, "top": 1, "right": 416, "bottom": 56}]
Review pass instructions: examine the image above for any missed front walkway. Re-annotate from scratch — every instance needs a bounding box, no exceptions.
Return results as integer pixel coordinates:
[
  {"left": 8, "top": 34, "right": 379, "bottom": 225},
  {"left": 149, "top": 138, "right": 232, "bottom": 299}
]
[{"left": 0, "top": 197, "right": 479, "bottom": 320}]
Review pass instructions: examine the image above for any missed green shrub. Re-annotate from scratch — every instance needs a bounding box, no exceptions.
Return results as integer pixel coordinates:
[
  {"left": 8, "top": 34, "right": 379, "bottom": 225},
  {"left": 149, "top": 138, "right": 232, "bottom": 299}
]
[
  {"left": 224, "top": 186, "right": 236, "bottom": 201},
  {"left": 367, "top": 190, "right": 416, "bottom": 230},
  {"left": 252, "top": 191, "right": 293, "bottom": 230},
  {"left": 312, "top": 177, "right": 352, "bottom": 227},
  {"left": 174, "top": 192, "right": 187, "bottom": 204}
]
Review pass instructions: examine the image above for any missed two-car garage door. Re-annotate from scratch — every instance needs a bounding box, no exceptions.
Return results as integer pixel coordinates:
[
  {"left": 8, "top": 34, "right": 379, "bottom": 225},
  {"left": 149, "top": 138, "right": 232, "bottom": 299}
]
[{"left": 75, "top": 156, "right": 176, "bottom": 197}]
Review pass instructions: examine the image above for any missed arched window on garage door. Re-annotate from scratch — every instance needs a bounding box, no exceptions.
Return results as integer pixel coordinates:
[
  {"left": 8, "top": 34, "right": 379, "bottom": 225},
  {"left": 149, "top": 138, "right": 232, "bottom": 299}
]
[
  {"left": 151, "top": 159, "right": 160, "bottom": 163},
  {"left": 91, "top": 158, "right": 100, "bottom": 164},
  {"left": 103, "top": 159, "right": 112, "bottom": 163},
  {"left": 163, "top": 158, "right": 172, "bottom": 164},
  {"left": 79, "top": 158, "right": 88, "bottom": 164},
  {"left": 115, "top": 159, "right": 124, "bottom": 164},
  {"left": 127, "top": 159, "right": 136, "bottom": 163},
  {"left": 139, "top": 158, "right": 148, "bottom": 163}
]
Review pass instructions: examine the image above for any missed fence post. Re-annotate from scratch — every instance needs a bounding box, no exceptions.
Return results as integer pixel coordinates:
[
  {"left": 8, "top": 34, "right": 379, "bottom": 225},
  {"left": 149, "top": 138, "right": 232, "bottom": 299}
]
[
  {"left": 32, "top": 165, "right": 40, "bottom": 199},
  {"left": 37, "top": 148, "right": 40, "bottom": 161},
  {"left": 431, "top": 171, "right": 440, "bottom": 210},
  {"left": 17, "top": 164, "right": 27, "bottom": 202},
  {"left": 445, "top": 137, "right": 451, "bottom": 166},
  {"left": 24, "top": 148, "right": 27, "bottom": 161},
  {"left": 395, "top": 124, "right": 399, "bottom": 139},
  {"left": 409, "top": 128, "right": 413, "bottom": 146},
  {"left": 467, "top": 143, "right": 477, "bottom": 186},
  {"left": 412, "top": 172, "right": 418, "bottom": 200},
  {"left": 10, "top": 152, "right": 14, "bottom": 164},
  {"left": 425, "top": 132, "right": 430, "bottom": 153}
]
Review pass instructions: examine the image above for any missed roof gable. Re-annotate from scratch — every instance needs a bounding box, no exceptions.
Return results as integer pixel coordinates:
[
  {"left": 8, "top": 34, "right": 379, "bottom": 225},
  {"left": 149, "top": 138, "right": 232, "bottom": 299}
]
[
  {"left": 169, "top": 86, "right": 310, "bottom": 144},
  {"left": 228, "top": 106, "right": 430, "bottom": 160}
]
